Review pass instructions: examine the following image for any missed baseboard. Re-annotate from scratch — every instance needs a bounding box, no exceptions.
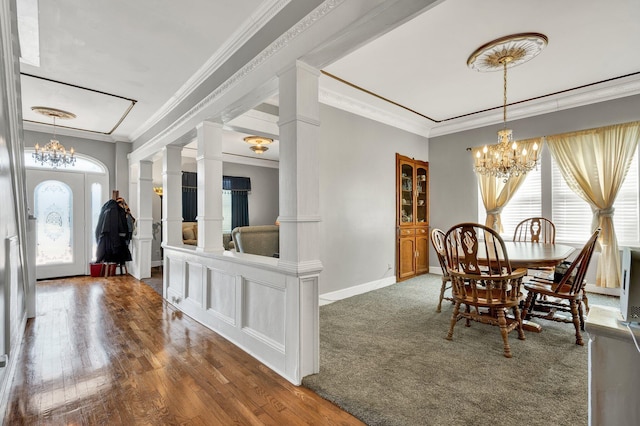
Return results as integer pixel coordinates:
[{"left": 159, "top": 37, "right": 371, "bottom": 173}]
[
  {"left": 151, "top": 260, "right": 163, "bottom": 268},
  {"left": 585, "top": 284, "right": 620, "bottom": 297},
  {"left": 429, "top": 266, "right": 444, "bottom": 276},
  {"left": 319, "top": 276, "right": 396, "bottom": 306}
]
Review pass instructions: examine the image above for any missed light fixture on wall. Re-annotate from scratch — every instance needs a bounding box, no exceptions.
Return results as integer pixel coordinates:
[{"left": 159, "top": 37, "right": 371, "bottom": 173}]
[
  {"left": 467, "top": 33, "right": 547, "bottom": 181},
  {"left": 153, "top": 186, "right": 163, "bottom": 197},
  {"left": 244, "top": 135, "right": 273, "bottom": 155},
  {"left": 31, "top": 106, "right": 77, "bottom": 168}
]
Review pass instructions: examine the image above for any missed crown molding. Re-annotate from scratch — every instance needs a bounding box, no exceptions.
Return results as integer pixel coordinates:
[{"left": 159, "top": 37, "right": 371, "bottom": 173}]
[
  {"left": 429, "top": 75, "right": 640, "bottom": 137},
  {"left": 319, "top": 87, "right": 431, "bottom": 137},
  {"left": 317, "top": 72, "right": 640, "bottom": 139},
  {"left": 136, "top": 0, "right": 345, "bottom": 155},
  {"left": 22, "top": 121, "right": 123, "bottom": 143},
  {"left": 129, "top": 0, "right": 292, "bottom": 141}
]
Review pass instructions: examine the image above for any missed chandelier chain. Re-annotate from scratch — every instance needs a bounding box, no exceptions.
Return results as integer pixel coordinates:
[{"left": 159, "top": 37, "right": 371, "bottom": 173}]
[{"left": 503, "top": 61, "right": 508, "bottom": 125}]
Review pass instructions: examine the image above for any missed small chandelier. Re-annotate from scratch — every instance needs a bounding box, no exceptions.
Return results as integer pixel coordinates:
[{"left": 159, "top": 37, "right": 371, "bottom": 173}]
[
  {"left": 31, "top": 106, "right": 77, "bottom": 168},
  {"left": 244, "top": 135, "right": 273, "bottom": 155},
  {"left": 467, "top": 33, "right": 548, "bottom": 181}
]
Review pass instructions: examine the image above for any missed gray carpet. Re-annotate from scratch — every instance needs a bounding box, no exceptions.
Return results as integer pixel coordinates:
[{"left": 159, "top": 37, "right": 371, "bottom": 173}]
[{"left": 303, "top": 274, "right": 619, "bottom": 426}]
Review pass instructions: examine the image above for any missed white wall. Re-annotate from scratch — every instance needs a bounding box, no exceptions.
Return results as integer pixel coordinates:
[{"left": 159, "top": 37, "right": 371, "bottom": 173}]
[
  {"left": 0, "top": 0, "right": 29, "bottom": 410},
  {"left": 319, "top": 105, "right": 428, "bottom": 294}
]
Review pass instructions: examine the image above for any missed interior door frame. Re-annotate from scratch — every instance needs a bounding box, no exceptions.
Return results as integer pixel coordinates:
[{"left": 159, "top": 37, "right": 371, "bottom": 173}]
[{"left": 25, "top": 155, "right": 109, "bottom": 279}]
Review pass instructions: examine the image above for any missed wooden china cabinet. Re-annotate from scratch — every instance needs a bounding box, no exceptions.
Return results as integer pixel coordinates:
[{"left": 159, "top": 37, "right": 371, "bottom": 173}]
[{"left": 396, "top": 153, "right": 429, "bottom": 281}]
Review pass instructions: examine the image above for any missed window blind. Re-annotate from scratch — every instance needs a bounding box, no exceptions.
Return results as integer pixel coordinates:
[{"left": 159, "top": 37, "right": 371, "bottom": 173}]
[
  {"left": 613, "top": 150, "right": 639, "bottom": 245},
  {"left": 551, "top": 149, "right": 639, "bottom": 244}
]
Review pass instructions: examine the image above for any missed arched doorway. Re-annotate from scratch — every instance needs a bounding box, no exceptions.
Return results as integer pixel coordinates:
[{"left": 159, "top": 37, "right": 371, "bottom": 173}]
[{"left": 25, "top": 151, "right": 109, "bottom": 279}]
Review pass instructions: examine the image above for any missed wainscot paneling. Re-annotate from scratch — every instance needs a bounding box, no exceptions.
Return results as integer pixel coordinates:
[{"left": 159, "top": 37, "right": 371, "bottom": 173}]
[
  {"left": 206, "top": 268, "right": 236, "bottom": 325},
  {"left": 163, "top": 246, "right": 320, "bottom": 385}
]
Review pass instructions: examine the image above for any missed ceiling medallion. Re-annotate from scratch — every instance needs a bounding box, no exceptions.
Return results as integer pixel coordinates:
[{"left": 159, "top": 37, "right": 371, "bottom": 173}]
[
  {"left": 467, "top": 33, "right": 548, "bottom": 72},
  {"left": 31, "top": 106, "right": 77, "bottom": 169},
  {"left": 244, "top": 136, "right": 273, "bottom": 155},
  {"left": 467, "top": 33, "right": 547, "bottom": 182}
]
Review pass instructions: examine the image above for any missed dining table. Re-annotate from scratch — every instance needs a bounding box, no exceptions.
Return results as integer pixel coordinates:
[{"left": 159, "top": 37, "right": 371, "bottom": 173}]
[{"left": 500, "top": 241, "right": 575, "bottom": 269}]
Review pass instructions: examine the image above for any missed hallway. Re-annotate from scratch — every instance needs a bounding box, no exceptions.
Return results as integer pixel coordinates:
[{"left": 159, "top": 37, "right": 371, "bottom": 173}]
[{"left": 4, "top": 275, "right": 362, "bottom": 425}]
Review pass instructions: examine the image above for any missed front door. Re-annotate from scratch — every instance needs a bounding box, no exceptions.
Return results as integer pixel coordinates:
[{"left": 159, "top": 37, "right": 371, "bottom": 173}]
[{"left": 27, "top": 170, "right": 86, "bottom": 279}]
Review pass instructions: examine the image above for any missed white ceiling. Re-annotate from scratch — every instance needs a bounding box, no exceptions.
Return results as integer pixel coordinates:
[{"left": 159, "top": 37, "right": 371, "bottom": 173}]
[{"left": 17, "top": 0, "right": 640, "bottom": 159}]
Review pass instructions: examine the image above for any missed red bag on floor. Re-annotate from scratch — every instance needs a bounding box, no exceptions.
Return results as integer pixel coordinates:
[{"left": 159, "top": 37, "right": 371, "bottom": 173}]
[{"left": 89, "top": 263, "right": 104, "bottom": 277}]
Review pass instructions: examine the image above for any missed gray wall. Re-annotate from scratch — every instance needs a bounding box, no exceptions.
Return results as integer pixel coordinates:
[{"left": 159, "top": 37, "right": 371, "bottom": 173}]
[
  {"left": 319, "top": 105, "right": 428, "bottom": 294},
  {"left": 223, "top": 162, "right": 279, "bottom": 226},
  {"left": 429, "top": 94, "right": 640, "bottom": 268},
  {"left": 23, "top": 130, "right": 120, "bottom": 192}
]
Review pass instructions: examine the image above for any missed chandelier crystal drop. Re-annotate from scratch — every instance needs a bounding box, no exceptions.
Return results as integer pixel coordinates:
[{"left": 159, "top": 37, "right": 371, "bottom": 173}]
[
  {"left": 467, "top": 33, "right": 547, "bottom": 182},
  {"left": 31, "top": 106, "right": 77, "bottom": 169}
]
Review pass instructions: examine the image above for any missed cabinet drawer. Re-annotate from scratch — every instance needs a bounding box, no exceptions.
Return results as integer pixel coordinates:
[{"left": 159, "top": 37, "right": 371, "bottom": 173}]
[
  {"left": 399, "top": 229, "right": 415, "bottom": 236},
  {"left": 415, "top": 228, "right": 428, "bottom": 235}
]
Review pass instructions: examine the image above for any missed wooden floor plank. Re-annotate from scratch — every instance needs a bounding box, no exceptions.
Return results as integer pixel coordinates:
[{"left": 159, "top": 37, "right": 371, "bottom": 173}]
[{"left": 2, "top": 274, "right": 365, "bottom": 425}]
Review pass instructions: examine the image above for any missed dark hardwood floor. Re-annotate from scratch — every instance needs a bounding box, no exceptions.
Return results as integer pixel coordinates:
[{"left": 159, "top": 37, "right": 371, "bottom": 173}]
[{"left": 4, "top": 274, "right": 363, "bottom": 425}]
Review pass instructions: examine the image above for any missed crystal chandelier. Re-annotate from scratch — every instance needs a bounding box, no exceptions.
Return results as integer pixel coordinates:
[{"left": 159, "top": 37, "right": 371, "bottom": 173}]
[
  {"left": 31, "top": 106, "right": 77, "bottom": 168},
  {"left": 467, "top": 33, "right": 548, "bottom": 181}
]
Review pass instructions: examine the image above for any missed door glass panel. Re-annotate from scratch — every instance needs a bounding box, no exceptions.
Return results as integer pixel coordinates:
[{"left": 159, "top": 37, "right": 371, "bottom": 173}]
[
  {"left": 91, "top": 183, "right": 102, "bottom": 262},
  {"left": 35, "top": 180, "right": 73, "bottom": 265},
  {"left": 401, "top": 163, "right": 413, "bottom": 223},
  {"left": 416, "top": 166, "right": 427, "bottom": 223}
]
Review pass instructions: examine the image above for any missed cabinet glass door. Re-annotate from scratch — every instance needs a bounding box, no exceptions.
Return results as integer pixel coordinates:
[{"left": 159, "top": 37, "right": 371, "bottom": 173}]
[
  {"left": 401, "top": 163, "right": 414, "bottom": 223},
  {"left": 416, "top": 166, "right": 428, "bottom": 224}
]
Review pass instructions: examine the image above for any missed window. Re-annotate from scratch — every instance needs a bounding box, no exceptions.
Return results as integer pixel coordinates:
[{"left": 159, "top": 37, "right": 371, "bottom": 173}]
[
  {"left": 222, "top": 191, "right": 232, "bottom": 232},
  {"left": 478, "top": 164, "right": 542, "bottom": 238},
  {"left": 35, "top": 180, "right": 73, "bottom": 265},
  {"left": 479, "top": 147, "right": 639, "bottom": 245}
]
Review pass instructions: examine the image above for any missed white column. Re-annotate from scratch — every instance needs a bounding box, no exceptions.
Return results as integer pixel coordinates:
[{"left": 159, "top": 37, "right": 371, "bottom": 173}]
[
  {"left": 278, "top": 60, "right": 323, "bottom": 380},
  {"left": 163, "top": 145, "right": 183, "bottom": 246},
  {"left": 196, "top": 121, "right": 224, "bottom": 253},
  {"left": 278, "top": 61, "right": 322, "bottom": 267},
  {"left": 131, "top": 160, "right": 153, "bottom": 279}
]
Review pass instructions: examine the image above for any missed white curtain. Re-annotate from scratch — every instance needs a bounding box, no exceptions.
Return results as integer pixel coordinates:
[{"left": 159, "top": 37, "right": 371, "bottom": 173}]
[{"left": 546, "top": 121, "right": 640, "bottom": 288}]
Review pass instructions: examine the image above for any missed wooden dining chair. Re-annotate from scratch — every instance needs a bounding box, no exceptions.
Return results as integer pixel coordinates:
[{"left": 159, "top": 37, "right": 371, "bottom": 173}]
[
  {"left": 444, "top": 223, "right": 528, "bottom": 358},
  {"left": 513, "top": 217, "right": 556, "bottom": 278},
  {"left": 513, "top": 217, "right": 555, "bottom": 243},
  {"left": 430, "top": 228, "right": 453, "bottom": 312},
  {"left": 521, "top": 228, "right": 601, "bottom": 346}
]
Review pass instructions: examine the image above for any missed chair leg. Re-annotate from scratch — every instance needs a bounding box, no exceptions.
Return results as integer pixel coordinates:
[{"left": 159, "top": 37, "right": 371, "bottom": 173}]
[
  {"left": 578, "top": 301, "right": 585, "bottom": 331},
  {"left": 512, "top": 306, "right": 525, "bottom": 341},
  {"left": 582, "top": 289, "right": 590, "bottom": 314},
  {"left": 446, "top": 302, "right": 460, "bottom": 340},
  {"left": 521, "top": 291, "right": 535, "bottom": 320},
  {"left": 569, "top": 300, "right": 584, "bottom": 346},
  {"left": 437, "top": 278, "right": 447, "bottom": 313},
  {"left": 497, "top": 309, "right": 512, "bottom": 358},
  {"left": 465, "top": 304, "right": 471, "bottom": 327}
]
